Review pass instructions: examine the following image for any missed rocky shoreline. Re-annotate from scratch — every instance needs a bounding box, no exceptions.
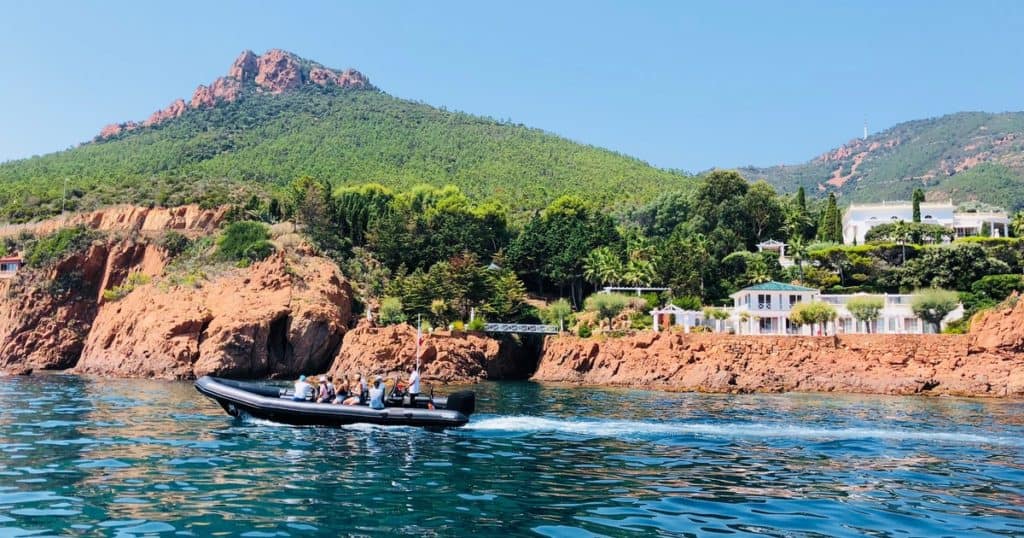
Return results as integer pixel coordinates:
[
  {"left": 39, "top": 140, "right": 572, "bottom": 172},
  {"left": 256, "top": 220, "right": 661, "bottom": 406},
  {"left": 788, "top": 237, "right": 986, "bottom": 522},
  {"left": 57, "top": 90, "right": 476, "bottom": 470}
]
[
  {"left": 1, "top": 205, "right": 1023, "bottom": 398},
  {"left": 532, "top": 297, "right": 1024, "bottom": 398}
]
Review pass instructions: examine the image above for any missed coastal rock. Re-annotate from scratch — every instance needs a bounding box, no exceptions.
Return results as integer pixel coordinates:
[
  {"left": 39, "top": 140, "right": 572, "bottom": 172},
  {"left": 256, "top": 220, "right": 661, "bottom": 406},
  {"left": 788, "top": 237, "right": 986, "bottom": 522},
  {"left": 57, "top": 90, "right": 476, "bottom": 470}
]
[
  {"left": 534, "top": 319, "right": 1024, "bottom": 397},
  {"left": 77, "top": 253, "right": 353, "bottom": 380},
  {"left": 968, "top": 294, "right": 1024, "bottom": 353},
  {"left": 326, "top": 321, "right": 522, "bottom": 384},
  {"left": 0, "top": 239, "right": 157, "bottom": 371}
]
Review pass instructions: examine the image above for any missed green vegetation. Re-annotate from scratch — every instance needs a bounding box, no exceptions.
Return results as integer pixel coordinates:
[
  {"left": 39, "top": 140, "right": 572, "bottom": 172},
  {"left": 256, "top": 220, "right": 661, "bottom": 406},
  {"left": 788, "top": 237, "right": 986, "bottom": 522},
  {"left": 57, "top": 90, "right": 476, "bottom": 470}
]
[
  {"left": 911, "top": 289, "right": 961, "bottom": 332},
  {"left": 378, "top": 297, "right": 406, "bottom": 326},
  {"left": 0, "top": 86, "right": 691, "bottom": 222},
  {"left": 787, "top": 301, "right": 838, "bottom": 335},
  {"left": 846, "top": 295, "right": 884, "bottom": 333},
  {"left": 740, "top": 111, "right": 1024, "bottom": 211},
  {"left": 102, "top": 272, "right": 152, "bottom": 302},
  {"left": 24, "top": 226, "right": 98, "bottom": 268},
  {"left": 216, "top": 221, "right": 274, "bottom": 262},
  {"left": 584, "top": 293, "right": 630, "bottom": 329}
]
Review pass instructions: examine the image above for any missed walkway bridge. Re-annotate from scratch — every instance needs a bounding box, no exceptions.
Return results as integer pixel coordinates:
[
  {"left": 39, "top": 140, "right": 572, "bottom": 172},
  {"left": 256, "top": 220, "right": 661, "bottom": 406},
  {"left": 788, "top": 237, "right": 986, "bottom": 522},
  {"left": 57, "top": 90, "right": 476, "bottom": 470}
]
[{"left": 483, "top": 323, "right": 560, "bottom": 335}]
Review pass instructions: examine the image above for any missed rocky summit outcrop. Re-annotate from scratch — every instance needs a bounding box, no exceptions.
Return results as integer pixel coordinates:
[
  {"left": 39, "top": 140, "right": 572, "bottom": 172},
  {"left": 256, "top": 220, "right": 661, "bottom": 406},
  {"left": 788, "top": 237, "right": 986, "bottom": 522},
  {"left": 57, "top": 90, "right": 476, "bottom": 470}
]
[
  {"left": 76, "top": 253, "right": 352, "bottom": 379},
  {"left": 534, "top": 300, "right": 1024, "bottom": 398},
  {"left": 98, "top": 49, "right": 372, "bottom": 140},
  {"left": 326, "top": 321, "right": 527, "bottom": 384}
]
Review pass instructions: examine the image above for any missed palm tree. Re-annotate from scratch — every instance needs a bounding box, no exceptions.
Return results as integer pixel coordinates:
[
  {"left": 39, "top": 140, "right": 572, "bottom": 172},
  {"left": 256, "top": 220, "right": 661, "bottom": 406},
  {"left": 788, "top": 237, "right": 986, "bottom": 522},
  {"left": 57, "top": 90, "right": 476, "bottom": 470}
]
[
  {"left": 583, "top": 247, "right": 623, "bottom": 288},
  {"left": 1012, "top": 211, "right": 1024, "bottom": 238},
  {"left": 788, "top": 235, "right": 808, "bottom": 280}
]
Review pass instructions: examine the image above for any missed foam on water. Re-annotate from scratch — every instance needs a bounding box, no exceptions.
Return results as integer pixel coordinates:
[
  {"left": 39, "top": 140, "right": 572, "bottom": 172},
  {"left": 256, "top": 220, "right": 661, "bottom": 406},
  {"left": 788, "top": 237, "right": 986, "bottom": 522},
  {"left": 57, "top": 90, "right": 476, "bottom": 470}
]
[{"left": 464, "top": 416, "right": 1021, "bottom": 446}]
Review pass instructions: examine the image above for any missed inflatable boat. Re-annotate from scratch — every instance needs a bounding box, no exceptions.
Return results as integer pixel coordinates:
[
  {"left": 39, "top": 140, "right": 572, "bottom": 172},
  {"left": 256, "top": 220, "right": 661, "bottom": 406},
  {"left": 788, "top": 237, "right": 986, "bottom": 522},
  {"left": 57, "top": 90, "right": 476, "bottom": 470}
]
[{"left": 195, "top": 376, "right": 476, "bottom": 428}]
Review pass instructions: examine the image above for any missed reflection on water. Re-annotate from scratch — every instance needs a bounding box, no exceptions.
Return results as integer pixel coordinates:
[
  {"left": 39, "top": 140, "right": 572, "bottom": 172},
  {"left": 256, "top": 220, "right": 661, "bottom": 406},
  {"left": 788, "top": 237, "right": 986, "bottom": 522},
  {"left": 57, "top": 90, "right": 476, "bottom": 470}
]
[{"left": 0, "top": 375, "right": 1022, "bottom": 536}]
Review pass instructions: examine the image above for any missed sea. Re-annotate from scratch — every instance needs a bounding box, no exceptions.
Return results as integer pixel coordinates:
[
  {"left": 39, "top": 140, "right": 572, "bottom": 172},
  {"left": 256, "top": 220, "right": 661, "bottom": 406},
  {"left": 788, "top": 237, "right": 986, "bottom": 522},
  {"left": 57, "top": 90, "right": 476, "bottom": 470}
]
[{"left": 0, "top": 374, "right": 1022, "bottom": 537}]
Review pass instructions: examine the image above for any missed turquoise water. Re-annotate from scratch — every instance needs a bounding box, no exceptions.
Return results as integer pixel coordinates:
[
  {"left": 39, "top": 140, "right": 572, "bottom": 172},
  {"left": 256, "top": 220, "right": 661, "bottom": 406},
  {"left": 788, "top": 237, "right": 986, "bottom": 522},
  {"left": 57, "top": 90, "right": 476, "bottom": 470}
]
[{"left": 1, "top": 375, "right": 1022, "bottom": 537}]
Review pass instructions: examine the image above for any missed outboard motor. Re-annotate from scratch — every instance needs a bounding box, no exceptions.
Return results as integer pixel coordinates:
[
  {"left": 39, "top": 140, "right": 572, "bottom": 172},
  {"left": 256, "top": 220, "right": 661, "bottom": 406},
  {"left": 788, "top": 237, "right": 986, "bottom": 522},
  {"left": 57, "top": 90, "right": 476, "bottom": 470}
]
[{"left": 444, "top": 390, "right": 476, "bottom": 417}]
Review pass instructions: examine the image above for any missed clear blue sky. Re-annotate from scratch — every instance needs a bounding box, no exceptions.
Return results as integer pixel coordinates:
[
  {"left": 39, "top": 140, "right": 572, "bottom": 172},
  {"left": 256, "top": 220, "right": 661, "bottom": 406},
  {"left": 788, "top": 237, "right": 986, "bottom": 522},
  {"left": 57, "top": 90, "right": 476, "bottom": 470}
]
[{"left": 1, "top": 0, "right": 1022, "bottom": 171}]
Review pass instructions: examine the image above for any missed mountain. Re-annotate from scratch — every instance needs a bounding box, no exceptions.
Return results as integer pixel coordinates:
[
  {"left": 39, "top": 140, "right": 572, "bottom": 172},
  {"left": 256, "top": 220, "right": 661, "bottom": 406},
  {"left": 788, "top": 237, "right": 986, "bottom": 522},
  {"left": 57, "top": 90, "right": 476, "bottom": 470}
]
[
  {"left": 0, "top": 49, "right": 690, "bottom": 223},
  {"left": 740, "top": 111, "right": 1024, "bottom": 211}
]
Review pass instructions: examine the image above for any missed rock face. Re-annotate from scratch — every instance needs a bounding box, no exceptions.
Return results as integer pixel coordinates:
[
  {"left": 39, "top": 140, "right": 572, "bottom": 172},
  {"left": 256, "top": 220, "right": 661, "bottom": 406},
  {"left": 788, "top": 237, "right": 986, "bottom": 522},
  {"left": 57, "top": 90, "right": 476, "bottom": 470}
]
[
  {"left": 534, "top": 311, "right": 1024, "bottom": 397},
  {"left": 0, "top": 206, "right": 353, "bottom": 380},
  {"left": 0, "top": 204, "right": 226, "bottom": 239},
  {"left": 77, "top": 253, "right": 352, "bottom": 379},
  {"left": 326, "top": 321, "right": 526, "bottom": 384},
  {"left": 97, "top": 49, "right": 372, "bottom": 140},
  {"left": 0, "top": 239, "right": 165, "bottom": 371}
]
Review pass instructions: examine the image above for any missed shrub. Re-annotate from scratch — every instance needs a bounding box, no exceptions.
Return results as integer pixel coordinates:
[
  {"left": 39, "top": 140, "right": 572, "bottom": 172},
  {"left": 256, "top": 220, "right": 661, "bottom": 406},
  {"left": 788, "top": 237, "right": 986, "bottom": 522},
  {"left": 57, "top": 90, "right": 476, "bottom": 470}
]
[
  {"left": 102, "top": 272, "right": 152, "bottom": 302},
  {"left": 911, "top": 288, "right": 961, "bottom": 333},
  {"left": 157, "top": 231, "right": 190, "bottom": 258},
  {"left": 583, "top": 293, "right": 630, "bottom": 328},
  {"left": 25, "top": 226, "right": 97, "bottom": 268},
  {"left": 669, "top": 295, "right": 702, "bottom": 310},
  {"left": 378, "top": 296, "right": 406, "bottom": 325},
  {"left": 451, "top": 320, "right": 465, "bottom": 332},
  {"left": 971, "top": 274, "right": 1024, "bottom": 302},
  {"left": 577, "top": 324, "right": 593, "bottom": 338},
  {"left": 541, "top": 298, "right": 573, "bottom": 330},
  {"left": 217, "top": 221, "right": 275, "bottom": 262},
  {"left": 466, "top": 316, "right": 486, "bottom": 332}
]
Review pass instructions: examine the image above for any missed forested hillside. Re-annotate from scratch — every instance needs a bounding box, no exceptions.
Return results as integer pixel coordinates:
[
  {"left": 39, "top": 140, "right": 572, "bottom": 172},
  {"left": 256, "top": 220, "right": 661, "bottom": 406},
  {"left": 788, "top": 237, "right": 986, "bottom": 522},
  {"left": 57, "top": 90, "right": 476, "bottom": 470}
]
[
  {"left": 0, "top": 82, "right": 689, "bottom": 222},
  {"left": 740, "top": 112, "right": 1024, "bottom": 211}
]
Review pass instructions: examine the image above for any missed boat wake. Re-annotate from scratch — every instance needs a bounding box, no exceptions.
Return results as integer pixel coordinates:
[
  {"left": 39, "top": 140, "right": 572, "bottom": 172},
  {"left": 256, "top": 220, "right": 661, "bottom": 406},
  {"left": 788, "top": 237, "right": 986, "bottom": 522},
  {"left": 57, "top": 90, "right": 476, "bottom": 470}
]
[{"left": 463, "top": 416, "right": 1021, "bottom": 446}]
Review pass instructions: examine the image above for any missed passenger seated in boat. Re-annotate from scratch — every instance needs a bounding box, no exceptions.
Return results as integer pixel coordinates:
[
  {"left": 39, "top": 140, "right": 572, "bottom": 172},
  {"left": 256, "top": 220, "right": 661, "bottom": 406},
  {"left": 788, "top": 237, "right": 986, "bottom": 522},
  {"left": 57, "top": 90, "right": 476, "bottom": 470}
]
[
  {"left": 292, "top": 375, "right": 313, "bottom": 401},
  {"left": 317, "top": 375, "right": 335, "bottom": 403},
  {"left": 332, "top": 378, "right": 348, "bottom": 403},
  {"left": 341, "top": 374, "right": 363, "bottom": 405},
  {"left": 368, "top": 375, "right": 387, "bottom": 410}
]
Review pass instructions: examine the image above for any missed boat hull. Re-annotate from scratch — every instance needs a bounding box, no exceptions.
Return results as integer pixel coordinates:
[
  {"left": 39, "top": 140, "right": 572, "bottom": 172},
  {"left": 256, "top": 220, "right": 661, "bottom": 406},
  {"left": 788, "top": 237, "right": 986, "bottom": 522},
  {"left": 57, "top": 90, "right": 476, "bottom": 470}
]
[{"left": 195, "top": 376, "right": 471, "bottom": 428}]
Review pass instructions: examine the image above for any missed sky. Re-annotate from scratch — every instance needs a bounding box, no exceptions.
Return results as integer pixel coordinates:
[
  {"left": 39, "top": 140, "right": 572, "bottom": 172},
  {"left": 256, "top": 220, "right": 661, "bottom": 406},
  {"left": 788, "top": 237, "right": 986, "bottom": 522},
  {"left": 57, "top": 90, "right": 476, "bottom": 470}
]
[{"left": 1, "top": 0, "right": 1023, "bottom": 171}]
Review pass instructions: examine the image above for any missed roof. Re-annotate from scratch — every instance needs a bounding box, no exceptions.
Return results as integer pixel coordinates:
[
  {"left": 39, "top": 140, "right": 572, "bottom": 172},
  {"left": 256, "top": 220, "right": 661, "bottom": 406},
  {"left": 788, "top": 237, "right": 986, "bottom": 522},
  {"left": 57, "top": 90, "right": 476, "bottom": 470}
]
[
  {"left": 735, "top": 281, "right": 818, "bottom": 293},
  {"left": 649, "top": 303, "right": 701, "bottom": 314},
  {"left": 0, "top": 256, "right": 22, "bottom": 263},
  {"left": 757, "top": 239, "right": 786, "bottom": 247}
]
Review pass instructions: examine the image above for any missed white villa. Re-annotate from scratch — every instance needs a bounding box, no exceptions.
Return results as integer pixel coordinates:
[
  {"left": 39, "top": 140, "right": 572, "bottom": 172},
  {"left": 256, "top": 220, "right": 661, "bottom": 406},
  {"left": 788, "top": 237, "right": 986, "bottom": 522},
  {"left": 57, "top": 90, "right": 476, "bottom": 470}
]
[
  {"left": 842, "top": 201, "right": 1009, "bottom": 245},
  {"left": 725, "top": 282, "right": 963, "bottom": 335}
]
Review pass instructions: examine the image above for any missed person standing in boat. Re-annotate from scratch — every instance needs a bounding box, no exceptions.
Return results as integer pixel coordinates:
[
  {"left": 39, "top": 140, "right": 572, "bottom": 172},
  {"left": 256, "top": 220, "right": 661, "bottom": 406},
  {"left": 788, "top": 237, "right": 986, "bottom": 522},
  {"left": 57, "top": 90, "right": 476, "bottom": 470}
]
[
  {"left": 368, "top": 375, "right": 387, "bottom": 410},
  {"left": 292, "top": 375, "right": 313, "bottom": 401},
  {"left": 407, "top": 362, "right": 421, "bottom": 403}
]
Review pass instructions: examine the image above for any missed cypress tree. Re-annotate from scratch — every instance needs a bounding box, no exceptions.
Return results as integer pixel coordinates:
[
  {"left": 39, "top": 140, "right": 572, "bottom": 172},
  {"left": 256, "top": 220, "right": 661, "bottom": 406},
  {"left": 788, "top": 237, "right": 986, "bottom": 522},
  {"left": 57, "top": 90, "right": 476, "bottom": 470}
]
[
  {"left": 912, "top": 188, "right": 924, "bottom": 223},
  {"left": 831, "top": 197, "right": 844, "bottom": 244},
  {"left": 796, "top": 186, "right": 807, "bottom": 212}
]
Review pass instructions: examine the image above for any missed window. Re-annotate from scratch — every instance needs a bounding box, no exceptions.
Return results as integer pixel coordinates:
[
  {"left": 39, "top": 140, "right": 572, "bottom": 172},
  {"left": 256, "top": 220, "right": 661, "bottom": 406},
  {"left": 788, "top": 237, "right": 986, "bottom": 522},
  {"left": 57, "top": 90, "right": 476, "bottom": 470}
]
[
  {"left": 758, "top": 294, "right": 772, "bottom": 310},
  {"left": 789, "top": 294, "right": 802, "bottom": 307},
  {"left": 888, "top": 318, "right": 897, "bottom": 332}
]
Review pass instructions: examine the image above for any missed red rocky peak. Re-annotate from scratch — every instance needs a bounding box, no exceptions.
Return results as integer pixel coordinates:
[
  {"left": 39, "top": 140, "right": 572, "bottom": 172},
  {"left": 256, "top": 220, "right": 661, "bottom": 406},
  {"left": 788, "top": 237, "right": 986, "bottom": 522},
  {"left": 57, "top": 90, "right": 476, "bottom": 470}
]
[{"left": 96, "top": 49, "right": 371, "bottom": 140}]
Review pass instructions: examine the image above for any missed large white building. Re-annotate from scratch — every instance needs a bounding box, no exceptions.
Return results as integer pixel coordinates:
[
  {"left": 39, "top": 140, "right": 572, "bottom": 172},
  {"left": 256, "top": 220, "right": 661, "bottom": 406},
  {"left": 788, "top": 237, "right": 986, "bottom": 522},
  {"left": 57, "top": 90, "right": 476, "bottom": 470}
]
[
  {"left": 726, "top": 282, "right": 963, "bottom": 335},
  {"left": 842, "top": 201, "right": 1009, "bottom": 245}
]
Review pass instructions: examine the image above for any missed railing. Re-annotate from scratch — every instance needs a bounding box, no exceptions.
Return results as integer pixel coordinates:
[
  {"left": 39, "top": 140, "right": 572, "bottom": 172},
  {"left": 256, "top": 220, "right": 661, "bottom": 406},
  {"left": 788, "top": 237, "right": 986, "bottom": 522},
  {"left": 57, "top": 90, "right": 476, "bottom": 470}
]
[{"left": 483, "top": 323, "right": 560, "bottom": 334}]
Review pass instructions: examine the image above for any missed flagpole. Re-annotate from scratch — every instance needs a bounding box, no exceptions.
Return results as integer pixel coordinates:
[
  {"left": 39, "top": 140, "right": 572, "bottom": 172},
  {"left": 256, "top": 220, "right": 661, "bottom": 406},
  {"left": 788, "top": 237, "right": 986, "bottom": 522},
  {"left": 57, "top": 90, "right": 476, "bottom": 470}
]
[{"left": 416, "top": 314, "right": 422, "bottom": 364}]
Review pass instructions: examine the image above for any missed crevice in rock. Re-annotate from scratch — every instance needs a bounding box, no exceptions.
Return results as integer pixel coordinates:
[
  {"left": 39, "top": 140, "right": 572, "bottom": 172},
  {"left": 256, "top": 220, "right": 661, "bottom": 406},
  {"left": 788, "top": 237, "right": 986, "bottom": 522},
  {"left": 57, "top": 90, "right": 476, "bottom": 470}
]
[{"left": 267, "top": 315, "right": 293, "bottom": 366}]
